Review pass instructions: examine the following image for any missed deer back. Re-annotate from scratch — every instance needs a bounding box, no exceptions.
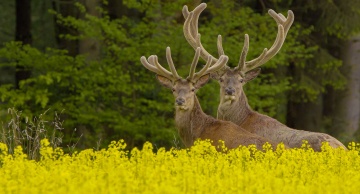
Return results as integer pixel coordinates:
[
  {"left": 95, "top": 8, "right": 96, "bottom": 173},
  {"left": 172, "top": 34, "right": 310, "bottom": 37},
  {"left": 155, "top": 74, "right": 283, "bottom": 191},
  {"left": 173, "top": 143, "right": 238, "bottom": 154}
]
[{"left": 233, "top": 100, "right": 347, "bottom": 151}]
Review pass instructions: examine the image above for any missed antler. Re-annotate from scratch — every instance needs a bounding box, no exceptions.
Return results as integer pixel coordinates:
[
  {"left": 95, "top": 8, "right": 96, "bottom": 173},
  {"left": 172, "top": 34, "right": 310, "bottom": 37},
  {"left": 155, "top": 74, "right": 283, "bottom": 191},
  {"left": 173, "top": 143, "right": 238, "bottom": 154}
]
[
  {"left": 140, "top": 47, "right": 181, "bottom": 82},
  {"left": 187, "top": 48, "right": 229, "bottom": 82},
  {"left": 182, "top": 3, "right": 222, "bottom": 64},
  {"left": 239, "top": 9, "right": 294, "bottom": 73},
  {"left": 141, "top": 47, "right": 228, "bottom": 83},
  {"left": 183, "top": 3, "right": 294, "bottom": 74}
]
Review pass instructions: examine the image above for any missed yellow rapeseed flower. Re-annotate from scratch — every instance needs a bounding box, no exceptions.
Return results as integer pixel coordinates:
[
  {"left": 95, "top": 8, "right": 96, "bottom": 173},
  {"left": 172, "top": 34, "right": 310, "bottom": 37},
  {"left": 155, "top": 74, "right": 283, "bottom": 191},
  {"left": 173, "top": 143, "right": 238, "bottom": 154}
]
[{"left": 0, "top": 139, "right": 358, "bottom": 193}]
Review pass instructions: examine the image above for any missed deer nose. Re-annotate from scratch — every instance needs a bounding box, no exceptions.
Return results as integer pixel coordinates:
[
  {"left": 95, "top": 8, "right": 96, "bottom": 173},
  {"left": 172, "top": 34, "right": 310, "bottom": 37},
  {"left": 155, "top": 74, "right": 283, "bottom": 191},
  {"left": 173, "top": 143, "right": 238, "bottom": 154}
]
[
  {"left": 176, "top": 98, "right": 185, "bottom": 106},
  {"left": 225, "top": 87, "right": 235, "bottom": 95}
]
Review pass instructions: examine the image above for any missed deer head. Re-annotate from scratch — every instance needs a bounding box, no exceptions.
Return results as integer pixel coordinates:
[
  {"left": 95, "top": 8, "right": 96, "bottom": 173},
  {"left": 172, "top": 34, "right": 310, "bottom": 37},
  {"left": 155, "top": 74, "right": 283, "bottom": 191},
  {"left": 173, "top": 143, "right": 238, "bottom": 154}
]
[
  {"left": 182, "top": 3, "right": 294, "bottom": 105},
  {"left": 140, "top": 47, "right": 229, "bottom": 111}
]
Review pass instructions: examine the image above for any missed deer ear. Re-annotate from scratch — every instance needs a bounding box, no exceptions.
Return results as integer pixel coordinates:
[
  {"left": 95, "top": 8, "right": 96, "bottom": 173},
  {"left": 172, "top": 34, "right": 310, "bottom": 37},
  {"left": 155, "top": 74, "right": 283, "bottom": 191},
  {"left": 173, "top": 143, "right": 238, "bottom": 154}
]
[
  {"left": 194, "top": 74, "right": 210, "bottom": 88},
  {"left": 244, "top": 68, "right": 261, "bottom": 82},
  {"left": 156, "top": 75, "right": 173, "bottom": 89}
]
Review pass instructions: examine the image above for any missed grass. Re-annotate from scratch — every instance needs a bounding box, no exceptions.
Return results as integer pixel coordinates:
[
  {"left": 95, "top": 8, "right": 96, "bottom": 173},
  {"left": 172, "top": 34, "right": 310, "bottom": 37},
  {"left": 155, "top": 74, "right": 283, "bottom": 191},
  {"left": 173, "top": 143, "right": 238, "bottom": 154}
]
[{"left": 0, "top": 108, "right": 64, "bottom": 160}]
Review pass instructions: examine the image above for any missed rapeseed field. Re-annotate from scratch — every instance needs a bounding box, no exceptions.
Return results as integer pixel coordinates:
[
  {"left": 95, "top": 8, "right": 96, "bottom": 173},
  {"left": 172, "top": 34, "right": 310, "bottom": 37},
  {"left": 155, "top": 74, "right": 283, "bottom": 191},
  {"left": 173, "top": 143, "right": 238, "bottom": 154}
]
[{"left": 0, "top": 139, "right": 359, "bottom": 194}]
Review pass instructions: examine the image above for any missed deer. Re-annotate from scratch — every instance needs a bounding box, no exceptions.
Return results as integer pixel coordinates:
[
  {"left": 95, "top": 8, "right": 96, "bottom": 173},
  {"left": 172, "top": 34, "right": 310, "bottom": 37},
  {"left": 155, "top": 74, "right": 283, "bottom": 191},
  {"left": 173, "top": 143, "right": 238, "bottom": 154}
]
[
  {"left": 182, "top": 3, "right": 347, "bottom": 151},
  {"left": 140, "top": 46, "right": 279, "bottom": 150}
]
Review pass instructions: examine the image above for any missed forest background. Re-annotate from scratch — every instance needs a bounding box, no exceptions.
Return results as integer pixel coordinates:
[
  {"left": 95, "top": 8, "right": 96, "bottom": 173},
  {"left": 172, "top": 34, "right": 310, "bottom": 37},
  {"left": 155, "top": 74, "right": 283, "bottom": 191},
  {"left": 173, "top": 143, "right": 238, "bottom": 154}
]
[{"left": 0, "top": 0, "right": 360, "bottom": 151}]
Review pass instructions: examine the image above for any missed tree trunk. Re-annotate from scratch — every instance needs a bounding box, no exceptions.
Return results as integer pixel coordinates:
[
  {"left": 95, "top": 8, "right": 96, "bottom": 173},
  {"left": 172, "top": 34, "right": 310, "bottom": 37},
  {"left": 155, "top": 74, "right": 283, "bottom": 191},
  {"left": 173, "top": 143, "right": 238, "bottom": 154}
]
[
  {"left": 107, "top": 0, "right": 125, "bottom": 19},
  {"left": 286, "top": 62, "right": 324, "bottom": 133},
  {"left": 52, "top": 0, "right": 78, "bottom": 56},
  {"left": 79, "top": 0, "right": 100, "bottom": 62},
  {"left": 331, "top": 35, "right": 360, "bottom": 142},
  {"left": 15, "top": 0, "right": 32, "bottom": 89},
  {"left": 286, "top": 96, "right": 324, "bottom": 132}
]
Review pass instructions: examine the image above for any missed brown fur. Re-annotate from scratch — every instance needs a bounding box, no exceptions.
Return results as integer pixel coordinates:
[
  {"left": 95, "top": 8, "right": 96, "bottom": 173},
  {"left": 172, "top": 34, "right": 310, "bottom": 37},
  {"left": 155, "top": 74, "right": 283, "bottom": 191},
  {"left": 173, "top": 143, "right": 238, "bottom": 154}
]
[
  {"left": 168, "top": 78, "right": 278, "bottom": 150},
  {"left": 217, "top": 71, "right": 347, "bottom": 151}
]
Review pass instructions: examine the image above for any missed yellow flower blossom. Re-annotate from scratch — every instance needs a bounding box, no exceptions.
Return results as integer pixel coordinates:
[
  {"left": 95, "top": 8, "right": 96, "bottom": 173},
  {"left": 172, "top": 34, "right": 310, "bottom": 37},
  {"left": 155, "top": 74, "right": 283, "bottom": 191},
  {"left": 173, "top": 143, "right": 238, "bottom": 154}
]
[{"left": 0, "top": 139, "right": 358, "bottom": 194}]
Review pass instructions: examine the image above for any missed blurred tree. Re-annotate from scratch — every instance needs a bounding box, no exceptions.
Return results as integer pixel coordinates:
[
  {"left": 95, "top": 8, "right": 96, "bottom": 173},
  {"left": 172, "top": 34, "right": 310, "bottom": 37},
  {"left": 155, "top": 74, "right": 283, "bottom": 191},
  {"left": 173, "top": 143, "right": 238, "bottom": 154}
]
[
  {"left": 78, "top": 0, "right": 101, "bottom": 62},
  {"left": 15, "top": 0, "right": 32, "bottom": 89},
  {"left": 0, "top": 1, "right": 15, "bottom": 87},
  {"left": 331, "top": 34, "right": 360, "bottom": 142},
  {"left": 52, "top": 0, "right": 79, "bottom": 56}
]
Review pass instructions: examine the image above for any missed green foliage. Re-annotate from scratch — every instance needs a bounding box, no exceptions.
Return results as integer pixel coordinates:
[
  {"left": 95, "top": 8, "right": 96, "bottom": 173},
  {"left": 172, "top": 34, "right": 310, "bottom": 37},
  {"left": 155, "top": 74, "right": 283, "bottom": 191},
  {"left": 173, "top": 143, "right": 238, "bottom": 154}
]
[
  {"left": 1, "top": 1, "right": 195, "bottom": 149},
  {"left": 315, "top": 0, "right": 360, "bottom": 38},
  {"left": 0, "top": 0, "right": 356, "bottom": 149}
]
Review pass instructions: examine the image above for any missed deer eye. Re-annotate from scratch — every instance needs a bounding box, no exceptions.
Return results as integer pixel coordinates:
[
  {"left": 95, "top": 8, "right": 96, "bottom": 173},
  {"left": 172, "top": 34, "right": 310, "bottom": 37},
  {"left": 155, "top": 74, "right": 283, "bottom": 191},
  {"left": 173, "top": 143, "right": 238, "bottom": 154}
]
[
  {"left": 219, "top": 78, "right": 224, "bottom": 82},
  {"left": 172, "top": 88, "right": 175, "bottom": 92},
  {"left": 191, "top": 88, "right": 196, "bottom": 92},
  {"left": 240, "top": 79, "right": 244, "bottom": 83}
]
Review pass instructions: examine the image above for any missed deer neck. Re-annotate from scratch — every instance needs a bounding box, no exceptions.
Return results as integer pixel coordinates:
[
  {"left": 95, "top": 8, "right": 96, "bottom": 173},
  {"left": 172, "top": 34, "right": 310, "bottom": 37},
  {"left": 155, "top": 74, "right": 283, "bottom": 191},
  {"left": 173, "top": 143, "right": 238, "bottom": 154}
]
[
  {"left": 175, "top": 96, "right": 207, "bottom": 147},
  {"left": 218, "top": 89, "right": 253, "bottom": 125}
]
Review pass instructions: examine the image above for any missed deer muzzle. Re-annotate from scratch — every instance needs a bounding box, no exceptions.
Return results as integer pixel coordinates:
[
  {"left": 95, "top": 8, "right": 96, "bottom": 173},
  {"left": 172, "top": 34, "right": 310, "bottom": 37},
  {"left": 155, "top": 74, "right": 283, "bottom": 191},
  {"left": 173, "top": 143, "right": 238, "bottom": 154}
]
[
  {"left": 175, "top": 97, "right": 188, "bottom": 110},
  {"left": 225, "top": 87, "right": 235, "bottom": 96},
  {"left": 176, "top": 97, "right": 185, "bottom": 106},
  {"left": 223, "top": 87, "right": 236, "bottom": 103}
]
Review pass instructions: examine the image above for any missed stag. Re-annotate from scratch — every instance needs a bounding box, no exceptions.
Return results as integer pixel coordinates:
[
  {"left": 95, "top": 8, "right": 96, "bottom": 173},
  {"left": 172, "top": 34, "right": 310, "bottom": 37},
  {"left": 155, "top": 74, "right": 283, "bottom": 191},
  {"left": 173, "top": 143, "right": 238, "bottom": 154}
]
[
  {"left": 140, "top": 47, "right": 278, "bottom": 150},
  {"left": 182, "top": 3, "right": 346, "bottom": 151}
]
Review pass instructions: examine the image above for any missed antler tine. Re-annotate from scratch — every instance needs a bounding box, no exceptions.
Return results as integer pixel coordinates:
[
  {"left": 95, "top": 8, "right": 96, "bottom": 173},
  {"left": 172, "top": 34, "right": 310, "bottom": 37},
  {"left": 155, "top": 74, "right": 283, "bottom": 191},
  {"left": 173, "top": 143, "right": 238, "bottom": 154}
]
[
  {"left": 182, "top": 5, "right": 190, "bottom": 20},
  {"left": 166, "top": 47, "right": 181, "bottom": 80},
  {"left": 183, "top": 12, "right": 197, "bottom": 50},
  {"left": 192, "top": 55, "right": 229, "bottom": 82},
  {"left": 140, "top": 48, "right": 182, "bottom": 82},
  {"left": 242, "top": 9, "right": 294, "bottom": 73},
  {"left": 196, "top": 55, "right": 213, "bottom": 77},
  {"left": 151, "top": 56, "right": 171, "bottom": 78},
  {"left": 140, "top": 56, "right": 161, "bottom": 75},
  {"left": 235, "top": 34, "right": 250, "bottom": 72},
  {"left": 182, "top": 4, "right": 204, "bottom": 41},
  {"left": 187, "top": 47, "right": 201, "bottom": 81},
  {"left": 140, "top": 55, "right": 176, "bottom": 81},
  {"left": 269, "top": 10, "right": 294, "bottom": 35},
  {"left": 208, "top": 55, "right": 229, "bottom": 73},
  {"left": 217, "top": 35, "right": 225, "bottom": 56},
  {"left": 243, "top": 25, "right": 284, "bottom": 72},
  {"left": 183, "top": 3, "right": 220, "bottom": 63}
]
